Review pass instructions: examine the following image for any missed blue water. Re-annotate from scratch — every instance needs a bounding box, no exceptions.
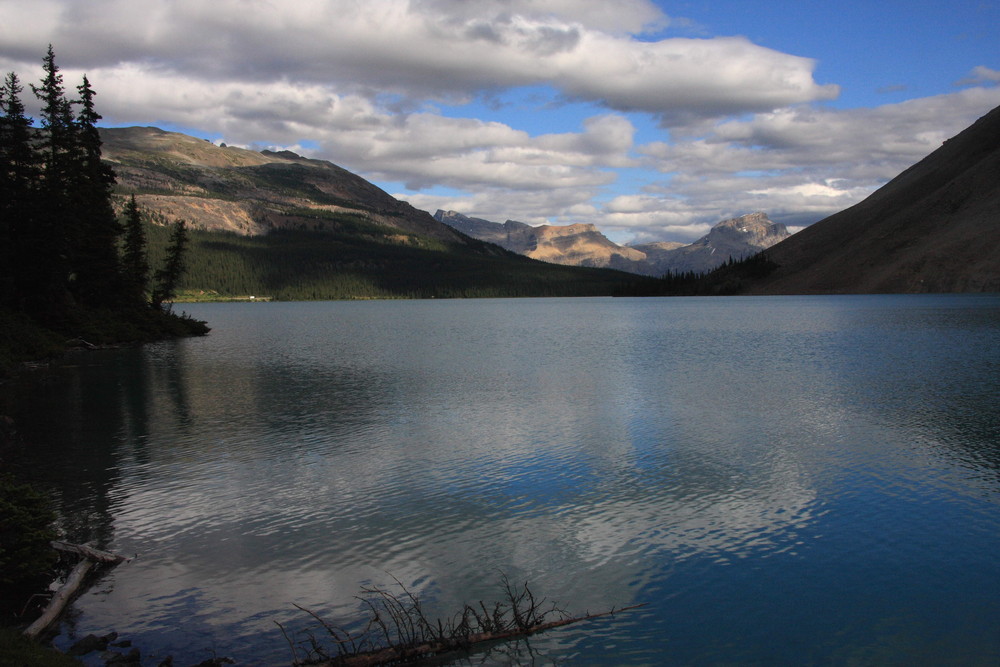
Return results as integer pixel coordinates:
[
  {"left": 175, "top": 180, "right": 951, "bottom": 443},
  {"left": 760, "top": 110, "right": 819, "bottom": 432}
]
[{"left": 11, "top": 295, "right": 1000, "bottom": 665}]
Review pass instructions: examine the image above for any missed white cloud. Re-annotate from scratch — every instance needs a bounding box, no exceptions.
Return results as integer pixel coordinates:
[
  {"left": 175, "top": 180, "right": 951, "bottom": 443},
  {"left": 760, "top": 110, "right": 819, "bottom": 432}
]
[
  {"left": 626, "top": 87, "right": 1000, "bottom": 239},
  {"left": 400, "top": 183, "right": 608, "bottom": 228},
  {"left": 2, "top": 0, "right": 998, "bottom": 244},
  {"left": 956, "top": 65, "right": 1000, "bottom": 86},
  {"left": 553, "top": 33, "right": 838, "bottom": 118},
  {"left": 0, "top": 0, "right": 835, "bottom": 114}
]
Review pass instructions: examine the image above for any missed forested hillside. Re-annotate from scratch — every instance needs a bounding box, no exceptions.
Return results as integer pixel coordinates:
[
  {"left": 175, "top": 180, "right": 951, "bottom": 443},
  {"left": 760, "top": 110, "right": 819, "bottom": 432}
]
[{"left": 145, "top": 222, "right": 652, "bottom": 300}]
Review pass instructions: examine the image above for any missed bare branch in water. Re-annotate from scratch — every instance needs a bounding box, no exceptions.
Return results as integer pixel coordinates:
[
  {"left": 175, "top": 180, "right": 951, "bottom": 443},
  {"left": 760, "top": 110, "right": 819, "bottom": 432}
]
[{"left": 282, "top": 575, "right": 647, "bottom": 666}]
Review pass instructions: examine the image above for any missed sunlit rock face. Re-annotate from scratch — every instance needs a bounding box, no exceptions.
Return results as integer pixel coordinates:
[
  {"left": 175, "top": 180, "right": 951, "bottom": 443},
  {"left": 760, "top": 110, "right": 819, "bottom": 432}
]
[{"left": 436, "top": 210, "right": 645, "bottom": 268}]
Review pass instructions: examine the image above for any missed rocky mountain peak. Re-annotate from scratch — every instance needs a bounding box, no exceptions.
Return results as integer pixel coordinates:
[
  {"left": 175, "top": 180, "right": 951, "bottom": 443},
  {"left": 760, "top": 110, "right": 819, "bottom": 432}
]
[
  {"left": 703, "top": 212, "right": 788, "bottom": 248},
  {"left": 434, "top": 209, "right": 789, "bottom": 276}
]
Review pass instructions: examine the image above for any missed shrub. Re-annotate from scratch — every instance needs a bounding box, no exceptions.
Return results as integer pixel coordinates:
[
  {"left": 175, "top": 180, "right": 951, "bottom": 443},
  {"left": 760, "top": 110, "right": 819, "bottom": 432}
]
[{"left": 0, "top": 474, "right": 57, "bottom": 620}]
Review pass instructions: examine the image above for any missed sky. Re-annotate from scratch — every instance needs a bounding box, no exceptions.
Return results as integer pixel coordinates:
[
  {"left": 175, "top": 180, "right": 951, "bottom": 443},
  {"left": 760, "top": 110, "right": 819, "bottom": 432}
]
[{"left": 2, "top": 0, "right": 998, "bottom": 244}]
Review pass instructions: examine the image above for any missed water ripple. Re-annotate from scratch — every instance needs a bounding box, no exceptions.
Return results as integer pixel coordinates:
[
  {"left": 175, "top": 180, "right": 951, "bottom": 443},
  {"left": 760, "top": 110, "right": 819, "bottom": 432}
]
[{"left": 21, "top": 296, "right": 1000, "bottom": 666}]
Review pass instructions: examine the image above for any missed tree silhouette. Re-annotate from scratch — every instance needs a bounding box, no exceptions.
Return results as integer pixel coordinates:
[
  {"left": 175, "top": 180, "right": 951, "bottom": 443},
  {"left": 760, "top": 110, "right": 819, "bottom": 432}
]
[
  {"left": 0, "top": 72, "right": 39, "bottom": 309},
  {"left": 152, "top": 220, "right": 189, "bottom": 310},
  {"left": 0, "top": 45, "right": 207, "bottom": 368},
  {"left": 27, "top": 45, "right": 79, "bottom": 318},
  {"left": 70, "top": 74, "right": 124, "bottom": 306},
  {"left": 121, "top": 194, "right": 150, "bottom": 309}
]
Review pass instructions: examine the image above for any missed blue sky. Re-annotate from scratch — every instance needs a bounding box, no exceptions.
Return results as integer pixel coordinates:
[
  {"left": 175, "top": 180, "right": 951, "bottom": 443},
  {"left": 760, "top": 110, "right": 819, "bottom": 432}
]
[
  {"left": 2, "top": 0, "right": 998, "bottom": 243},
  {"left": 698, "top": 1, "right": 996, "bottom": 105}
]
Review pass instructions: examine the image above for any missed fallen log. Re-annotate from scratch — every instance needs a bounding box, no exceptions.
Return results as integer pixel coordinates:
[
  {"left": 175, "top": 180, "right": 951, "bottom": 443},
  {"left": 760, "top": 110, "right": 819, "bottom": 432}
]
[
  {"left": 22, "top": 542, "right": 128, "bottom": 640},
  {"left": 22, "top": 560, "right": 93, "bottom": 640}
]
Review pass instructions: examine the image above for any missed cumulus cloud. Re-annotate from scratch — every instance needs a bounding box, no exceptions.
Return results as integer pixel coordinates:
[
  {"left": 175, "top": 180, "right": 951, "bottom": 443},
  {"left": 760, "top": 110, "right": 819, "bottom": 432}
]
[
  {"left": 553, "top": 34, "right": 837, "bottom": 120},
  {"left": 0, "top": 0, "right": 834, "bottom": 114},
  {"left": 626, "top": 87, "right": 1000, "bottom": 241},
  {"left": 402, "top": 185, "right": 609, "bottom": 228},
  {"left": 1, "top": 0, "right": 998, "bottom": 244},
  {"left": 425, "top": 86, "right": 1000, "bottom": 244}
]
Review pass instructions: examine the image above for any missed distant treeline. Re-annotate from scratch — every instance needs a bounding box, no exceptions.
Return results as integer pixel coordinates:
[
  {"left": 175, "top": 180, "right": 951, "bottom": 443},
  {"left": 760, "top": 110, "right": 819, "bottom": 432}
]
[
  {"left": 143, "top": 218, "right": 777, "bottom": 300},
  {"left": 654, "top": 253, "right": 779, "bottom": 296},
  {"left": 0, "top": 46, "right": 206, "bottom": 371}
]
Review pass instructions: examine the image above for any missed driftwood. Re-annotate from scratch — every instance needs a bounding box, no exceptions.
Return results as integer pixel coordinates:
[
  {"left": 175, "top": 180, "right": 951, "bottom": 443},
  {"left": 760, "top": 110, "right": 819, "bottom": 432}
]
[
  {"left": 22, "top": 541, "right": 128, "bottom": 640},
  {"left": 23, "top": 560, "right": 94, "bottom": 640},
  {"left": 284, "top": 574, "right": 647, "bottom": 667},
  {"left": 50, "top": 540, "right": 127, "bottom": 565}
]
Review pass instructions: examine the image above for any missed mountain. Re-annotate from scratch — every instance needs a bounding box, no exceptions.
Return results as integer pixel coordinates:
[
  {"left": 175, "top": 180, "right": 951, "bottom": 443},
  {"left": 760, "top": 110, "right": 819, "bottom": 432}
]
[
  {"left": 98, "top": 127, "right": 651, "bottom": 299},
  {"left": 434, "top": 210, "right": 647, "bottom": 269},
  {"left": 101, "top": 126, "right": 468, "bottom": 244},
  {"left": 435, "top": 209, "right": 788, "bottom": 276},
  {"left": 632, "top": 212, "right": 788, "bottom": 275},
  {"left": 745, "top": 104, "right": 1000, "bottom": 294}
]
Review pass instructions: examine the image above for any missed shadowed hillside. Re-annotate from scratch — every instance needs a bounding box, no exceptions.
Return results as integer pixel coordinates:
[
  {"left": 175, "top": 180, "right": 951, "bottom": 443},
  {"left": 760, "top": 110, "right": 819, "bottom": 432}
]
[{"left": 746, "top": 104, "right": 1000, "bottom": 294}]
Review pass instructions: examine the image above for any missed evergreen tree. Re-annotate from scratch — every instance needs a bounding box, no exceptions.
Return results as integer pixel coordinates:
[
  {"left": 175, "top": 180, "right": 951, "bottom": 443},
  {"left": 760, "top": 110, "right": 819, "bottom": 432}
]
[
  {"left": 121, "top": 195, "right": 150, "bottom": 308},
  {"left": 0, "top": 72, "right": 39, "bottom": 308},
  {"left": 31, "top": 46, "right": 76, "bottom": 182},
  {"left": 71, "top": 74, "right": 124, "bottom": 306},
  {"left": 28, "top": 45, "right": 77, "bottom": 318},
  {"left": 152, "top": 220, "right": 189, "bottom": 310}
]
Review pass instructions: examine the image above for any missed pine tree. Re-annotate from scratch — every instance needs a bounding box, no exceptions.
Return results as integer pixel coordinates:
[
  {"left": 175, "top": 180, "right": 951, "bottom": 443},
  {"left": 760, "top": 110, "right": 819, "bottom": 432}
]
[
  {"left": 31, "top": 45, "right": 77, "bottom": 199},
  {"left": 0, "top": 71, "right": 39, "bottom": 308},
  {"left": 0, "top": 72, "right": 37, "bottom": 201},
  {"left": 28, "top": 45, "right": 77, "bottom": 318},
  {"left": 121, "top": 195, "right": 150, "bottom": 308},
  {"left": 71, "top": 74, "right": 124, "bottom": 306},
  {"left": 152, "top": 220, "right": 189, "bottom": 310}
]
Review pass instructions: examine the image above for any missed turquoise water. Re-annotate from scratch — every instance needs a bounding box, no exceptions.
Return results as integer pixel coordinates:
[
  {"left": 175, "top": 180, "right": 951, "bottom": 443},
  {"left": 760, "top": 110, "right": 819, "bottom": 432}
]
[{"left": 12, "top": 295, "right": 1000, "bottom": 665}]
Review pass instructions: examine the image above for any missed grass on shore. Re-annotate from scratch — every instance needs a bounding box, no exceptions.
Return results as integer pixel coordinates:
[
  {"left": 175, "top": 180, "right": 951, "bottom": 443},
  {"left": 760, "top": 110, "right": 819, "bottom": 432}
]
[{"left": 173, "top": 290, "right": 272, "bottom": 302}]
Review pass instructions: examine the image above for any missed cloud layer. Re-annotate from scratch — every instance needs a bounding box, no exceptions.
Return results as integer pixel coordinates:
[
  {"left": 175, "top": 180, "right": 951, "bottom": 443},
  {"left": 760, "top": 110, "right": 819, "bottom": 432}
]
[{"left": 1, "top": 0, "right": 998, "bottom": 242}]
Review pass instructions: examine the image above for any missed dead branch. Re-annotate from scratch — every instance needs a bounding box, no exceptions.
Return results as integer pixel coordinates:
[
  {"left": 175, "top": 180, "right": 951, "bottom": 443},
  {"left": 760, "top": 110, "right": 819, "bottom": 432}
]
[
  {"left": 324, "top": 603, "right": 648, "bottom": 667},
  {"left": 288, "top": 576, "right": 647, "bottom": 667}
]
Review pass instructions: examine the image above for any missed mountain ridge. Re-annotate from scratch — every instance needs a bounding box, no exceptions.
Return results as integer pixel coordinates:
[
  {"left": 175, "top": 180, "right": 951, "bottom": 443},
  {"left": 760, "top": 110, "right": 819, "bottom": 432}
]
[
  {"left": 100, "top": 126, "right": 472, "bottom": 245},
  {"left": 435, "top": 209, "right": 788, "bottom": 276}
]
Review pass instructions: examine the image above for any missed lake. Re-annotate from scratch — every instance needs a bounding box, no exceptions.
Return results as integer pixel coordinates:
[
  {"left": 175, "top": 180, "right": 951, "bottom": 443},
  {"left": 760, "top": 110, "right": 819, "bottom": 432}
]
[{"left": 9, "top": 295, "right": 1000, "bottom": 665}]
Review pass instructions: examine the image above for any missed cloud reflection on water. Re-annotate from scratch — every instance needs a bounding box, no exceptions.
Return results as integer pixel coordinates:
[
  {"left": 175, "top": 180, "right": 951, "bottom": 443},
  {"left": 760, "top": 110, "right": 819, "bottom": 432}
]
[{"left": 14, "top": 297, "right": 999, "bottom": 665}]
